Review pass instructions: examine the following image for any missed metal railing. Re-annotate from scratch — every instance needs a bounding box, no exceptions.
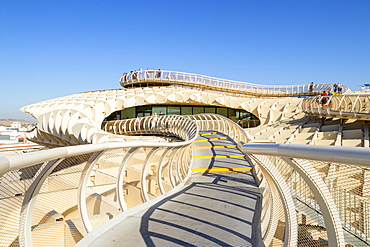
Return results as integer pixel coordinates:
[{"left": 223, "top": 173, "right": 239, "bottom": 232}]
[
  {"left": 102, "top": 115, "right": 197, "bottom": 141},
  {"left": 0, "top": 116, "right": 198, "bottom": 247},
  {"left": 185, "top": 114, "right": 252, "bottom": 143},
  {"left": 241, "top": 143, "right": 370, "bottom": 246},
  {"left": 303, "top": 94, "right": 370, "bottom": 119},
  {"left": 119, "top": 69, "right": 349, "bottom": 96},
  {"left": 0, "top": 114, "right": 252, "bottom": 246},
  {"left": 1, "top": 113, "right": 369, "bottom": 246},
  {"left": 102, "top": 114, "right": 253, "bottom": 144}
]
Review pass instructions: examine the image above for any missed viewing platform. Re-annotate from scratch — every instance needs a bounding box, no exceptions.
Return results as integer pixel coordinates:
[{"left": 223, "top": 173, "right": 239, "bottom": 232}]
[{"left": 120, "top": 69, "right": 349, "bottom": 97}]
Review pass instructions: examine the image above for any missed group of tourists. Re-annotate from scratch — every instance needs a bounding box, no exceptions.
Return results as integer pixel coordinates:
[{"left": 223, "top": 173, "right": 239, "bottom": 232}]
[
  {"left": 151, "top": 111, "right": 165, "bottom": 129},
  {"left": 308, "top": 81, "right": 345, "bottom": 107},
  {"left": 332, "top": 83, "right": 343, "bottom": 93},
  {"left": 121, "top": 69, "right": 162, "bottom": 82},
  {"left": 135, "top": 111, "right": 166, "bottom": 130},
  {"left": 309, "top": 82, "right": 343, "bottom": 94},
  {"left": 320, "top": 89, "right": 338, "bottom": 107},
  {"left": 318, "top": 83, "right": 345, "bottom": 107}
]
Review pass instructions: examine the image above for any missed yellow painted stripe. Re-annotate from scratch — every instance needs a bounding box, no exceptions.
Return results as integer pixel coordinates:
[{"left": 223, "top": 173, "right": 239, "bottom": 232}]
[
  {"left": 194, "top": 154, "right": 245, "bottom": 159},
  {"left": 193, "top": 171, "right": 250, "bottom": 175},
  {"left": 192, "top": 145, "right": 237, "bottom": 149},
  {"left": 198, "top": 132, "right": 217, "bottom": 136},
  {"left": 193, "top": 137, "right": 227, "bottom": 143},
  {"left": 191, "top": 167, "right": 252, "bottom": 172}
]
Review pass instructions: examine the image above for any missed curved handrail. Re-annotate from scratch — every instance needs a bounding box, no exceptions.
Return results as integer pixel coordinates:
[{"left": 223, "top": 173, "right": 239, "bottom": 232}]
[
  {"left": 241, "top": 143, "right": 370, "bottom": 245},
  {"left": 0, "top": 116, "right": 198, "bottom": 176},
  {"left": 241, "top": 143, "right": 370, "bottom": 167},
  {"left": 102, "top": 114, "right": 252, "bottom": 144},
  {"left": 302, "top": 94, "right": 370, "bottom": 120},
  {"left": 1, "top": 113, "right": 369, "bottom": 245},
  {"left": 0, "top": 114, "right": 255, "bottom": 246},
  {"left": 0, "top": 116, "right": 199, "bottom": 246},
  {"left": 102, "top": 115, "right": 197, "bottom": 141},
  {"left": 120, "top": 69, "right": 350, "bottom": 96},
  {"left": 184, "top": 113, "right": 253, "bottom": 143}
]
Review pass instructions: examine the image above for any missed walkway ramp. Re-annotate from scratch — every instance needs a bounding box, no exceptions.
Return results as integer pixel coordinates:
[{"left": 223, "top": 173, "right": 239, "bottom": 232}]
[{"left": 87, "top": 131, "right": 262, "bottom": 247}]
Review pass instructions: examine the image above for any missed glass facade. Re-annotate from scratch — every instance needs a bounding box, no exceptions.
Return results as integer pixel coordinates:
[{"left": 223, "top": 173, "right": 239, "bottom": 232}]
[
  {"left": 121, "top": 107, "right": 135, "bottom": 119},
  {"left": 181, "top": 106, "right": 193, "bottom": 115},
  {"left": 152, "top": 106, "right": 167, "bottom": 115},
  {"left": 167, "top": 106, "right": 181, "bottom": 115},
  {"left": 193, "top": 106, "right": 204, "bottom": 115},
  {"left": 217, "top": 107, "right": 227, "bottom": 117},
  {"left": 205, "top": 107, "right": 216, "bottom": 114},
  {"left": 106, "top": 104, "right": 260, "bottom": 127}
]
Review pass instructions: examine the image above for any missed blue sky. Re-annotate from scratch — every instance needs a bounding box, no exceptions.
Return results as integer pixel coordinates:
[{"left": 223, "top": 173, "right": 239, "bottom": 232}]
[{"left": 1, "top": 0, "right": 369, "bottom": 121}]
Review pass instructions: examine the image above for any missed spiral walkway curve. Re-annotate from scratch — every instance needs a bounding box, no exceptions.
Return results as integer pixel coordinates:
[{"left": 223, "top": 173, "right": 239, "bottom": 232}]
[{"left": 81, "top": 131, "right": 262, "bottom": 247}]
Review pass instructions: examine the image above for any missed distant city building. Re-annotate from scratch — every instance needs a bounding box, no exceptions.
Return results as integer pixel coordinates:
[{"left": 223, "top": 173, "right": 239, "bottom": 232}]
[{"left": 0, "top": 122, "right": 33, "bottom": 144}]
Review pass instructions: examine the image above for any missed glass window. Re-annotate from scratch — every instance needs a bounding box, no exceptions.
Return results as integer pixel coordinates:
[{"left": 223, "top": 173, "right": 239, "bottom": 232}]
[
  {"left": 152, "top": 106, "right": 167, "bottom": 115},
  {"left": 121, "top": 107, "right": 135, "bottom": 119},
  {"left": 205, "top": 107, "right": 216, "bottom": 114},
  {"left": 217, "top": 107, "right": 228, "bottom": 117},
  {"left": 239, "top": 111, "right": 250, "bottom": 120},
  {"left": 136, "top": 105, "right": 152, "bottom": 117},
  {"left": 181, "top": 106, "right": 192, "bottom": 115},
  {"left": 193, "top": 106, "right": 204, "bottom": 115},
  {"left": 228, "top": 108, "right": 237, "bottom": 122},
  {"left": 228, "top": 108, "right": 236, "bottom": 117},
  {"left": 168, "top": 106, "right": 180, "bottom": 115}
]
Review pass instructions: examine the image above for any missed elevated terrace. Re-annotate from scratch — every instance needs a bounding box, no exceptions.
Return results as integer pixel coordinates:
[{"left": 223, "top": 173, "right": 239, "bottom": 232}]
[{"left": 120, "top": 69, "right": 349, "bottom": 97}]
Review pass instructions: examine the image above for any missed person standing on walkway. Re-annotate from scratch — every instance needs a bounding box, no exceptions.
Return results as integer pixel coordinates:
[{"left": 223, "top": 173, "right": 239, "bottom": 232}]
[
  {"left": 151, "top": 113, "right": 158, "bottom": 129},
  {"left": 156, "top": 69, "right": 161, "bottom": 79},
  {"left": 121, "top": 73, "right": 128, "bottom": 82},
  {"left": 159, "top": 111, "right": 165, "bottom": 128},
  {"left": 309, "top": 82, "right": 314, "bottom": 93},
  {"left": 333, "top": 83, "right": 338, "bottom": 93},
  {"left": 337, "top": 83, "right": 342, "bottom": 94},
  {"left": 132, "top": 70, "right": 138, "bottom": 80},
  {"left": 135, "top": 115, "right": 140, "bottom": 130},
  {"left": 321, "top": 91, "right": 328, "bottom": 107}
]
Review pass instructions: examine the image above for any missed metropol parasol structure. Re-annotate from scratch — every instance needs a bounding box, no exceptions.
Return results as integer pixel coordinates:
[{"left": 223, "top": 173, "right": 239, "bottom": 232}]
[{"left": 1, "top": 69, "right": 370, "bottom": 246}]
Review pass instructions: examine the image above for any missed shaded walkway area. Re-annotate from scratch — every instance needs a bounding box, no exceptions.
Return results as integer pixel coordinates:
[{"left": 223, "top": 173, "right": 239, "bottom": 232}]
[{"left": 89, "top": 131, "right": 263, "bottom": 247}]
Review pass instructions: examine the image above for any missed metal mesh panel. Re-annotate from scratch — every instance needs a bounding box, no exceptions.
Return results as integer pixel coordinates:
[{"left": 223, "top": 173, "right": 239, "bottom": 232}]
[
  {"left": 146, "top": 148, "right": 165, "bottom": 199},
  {"left": 253, "top": 154, "right": 370, "bottom": 245},
  {"left": 0, "top": 163, "right": 44, "bottom": 246},
  {"left": 326, "top": 175, "right": 370, "bottom": 244},
  {"left": 0, "top": 113, "right": 200, "bottom": 246},
  {"left": 30, "top": 154, "right": 92, "bottom": 246},
  {"left": 277, "top": 156, "right": 330, "bottom": 245},
  {"left": 268, "top": 205, "right": 286, "bottom": 246},
  {"left": 252, "top": 155, "right": 330, "bottom": 246},
  {"left": 299, "top": 159, "right": 370, "bottom": 244},
  {"left": 83, "top": 149, "right": 125, "bottom": 230},
  {"left": 296, "top": 212, "right": 328, "bottom": 246},
  {"left": 158, "top": 148, "right": 176, "bottom": 194}
]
